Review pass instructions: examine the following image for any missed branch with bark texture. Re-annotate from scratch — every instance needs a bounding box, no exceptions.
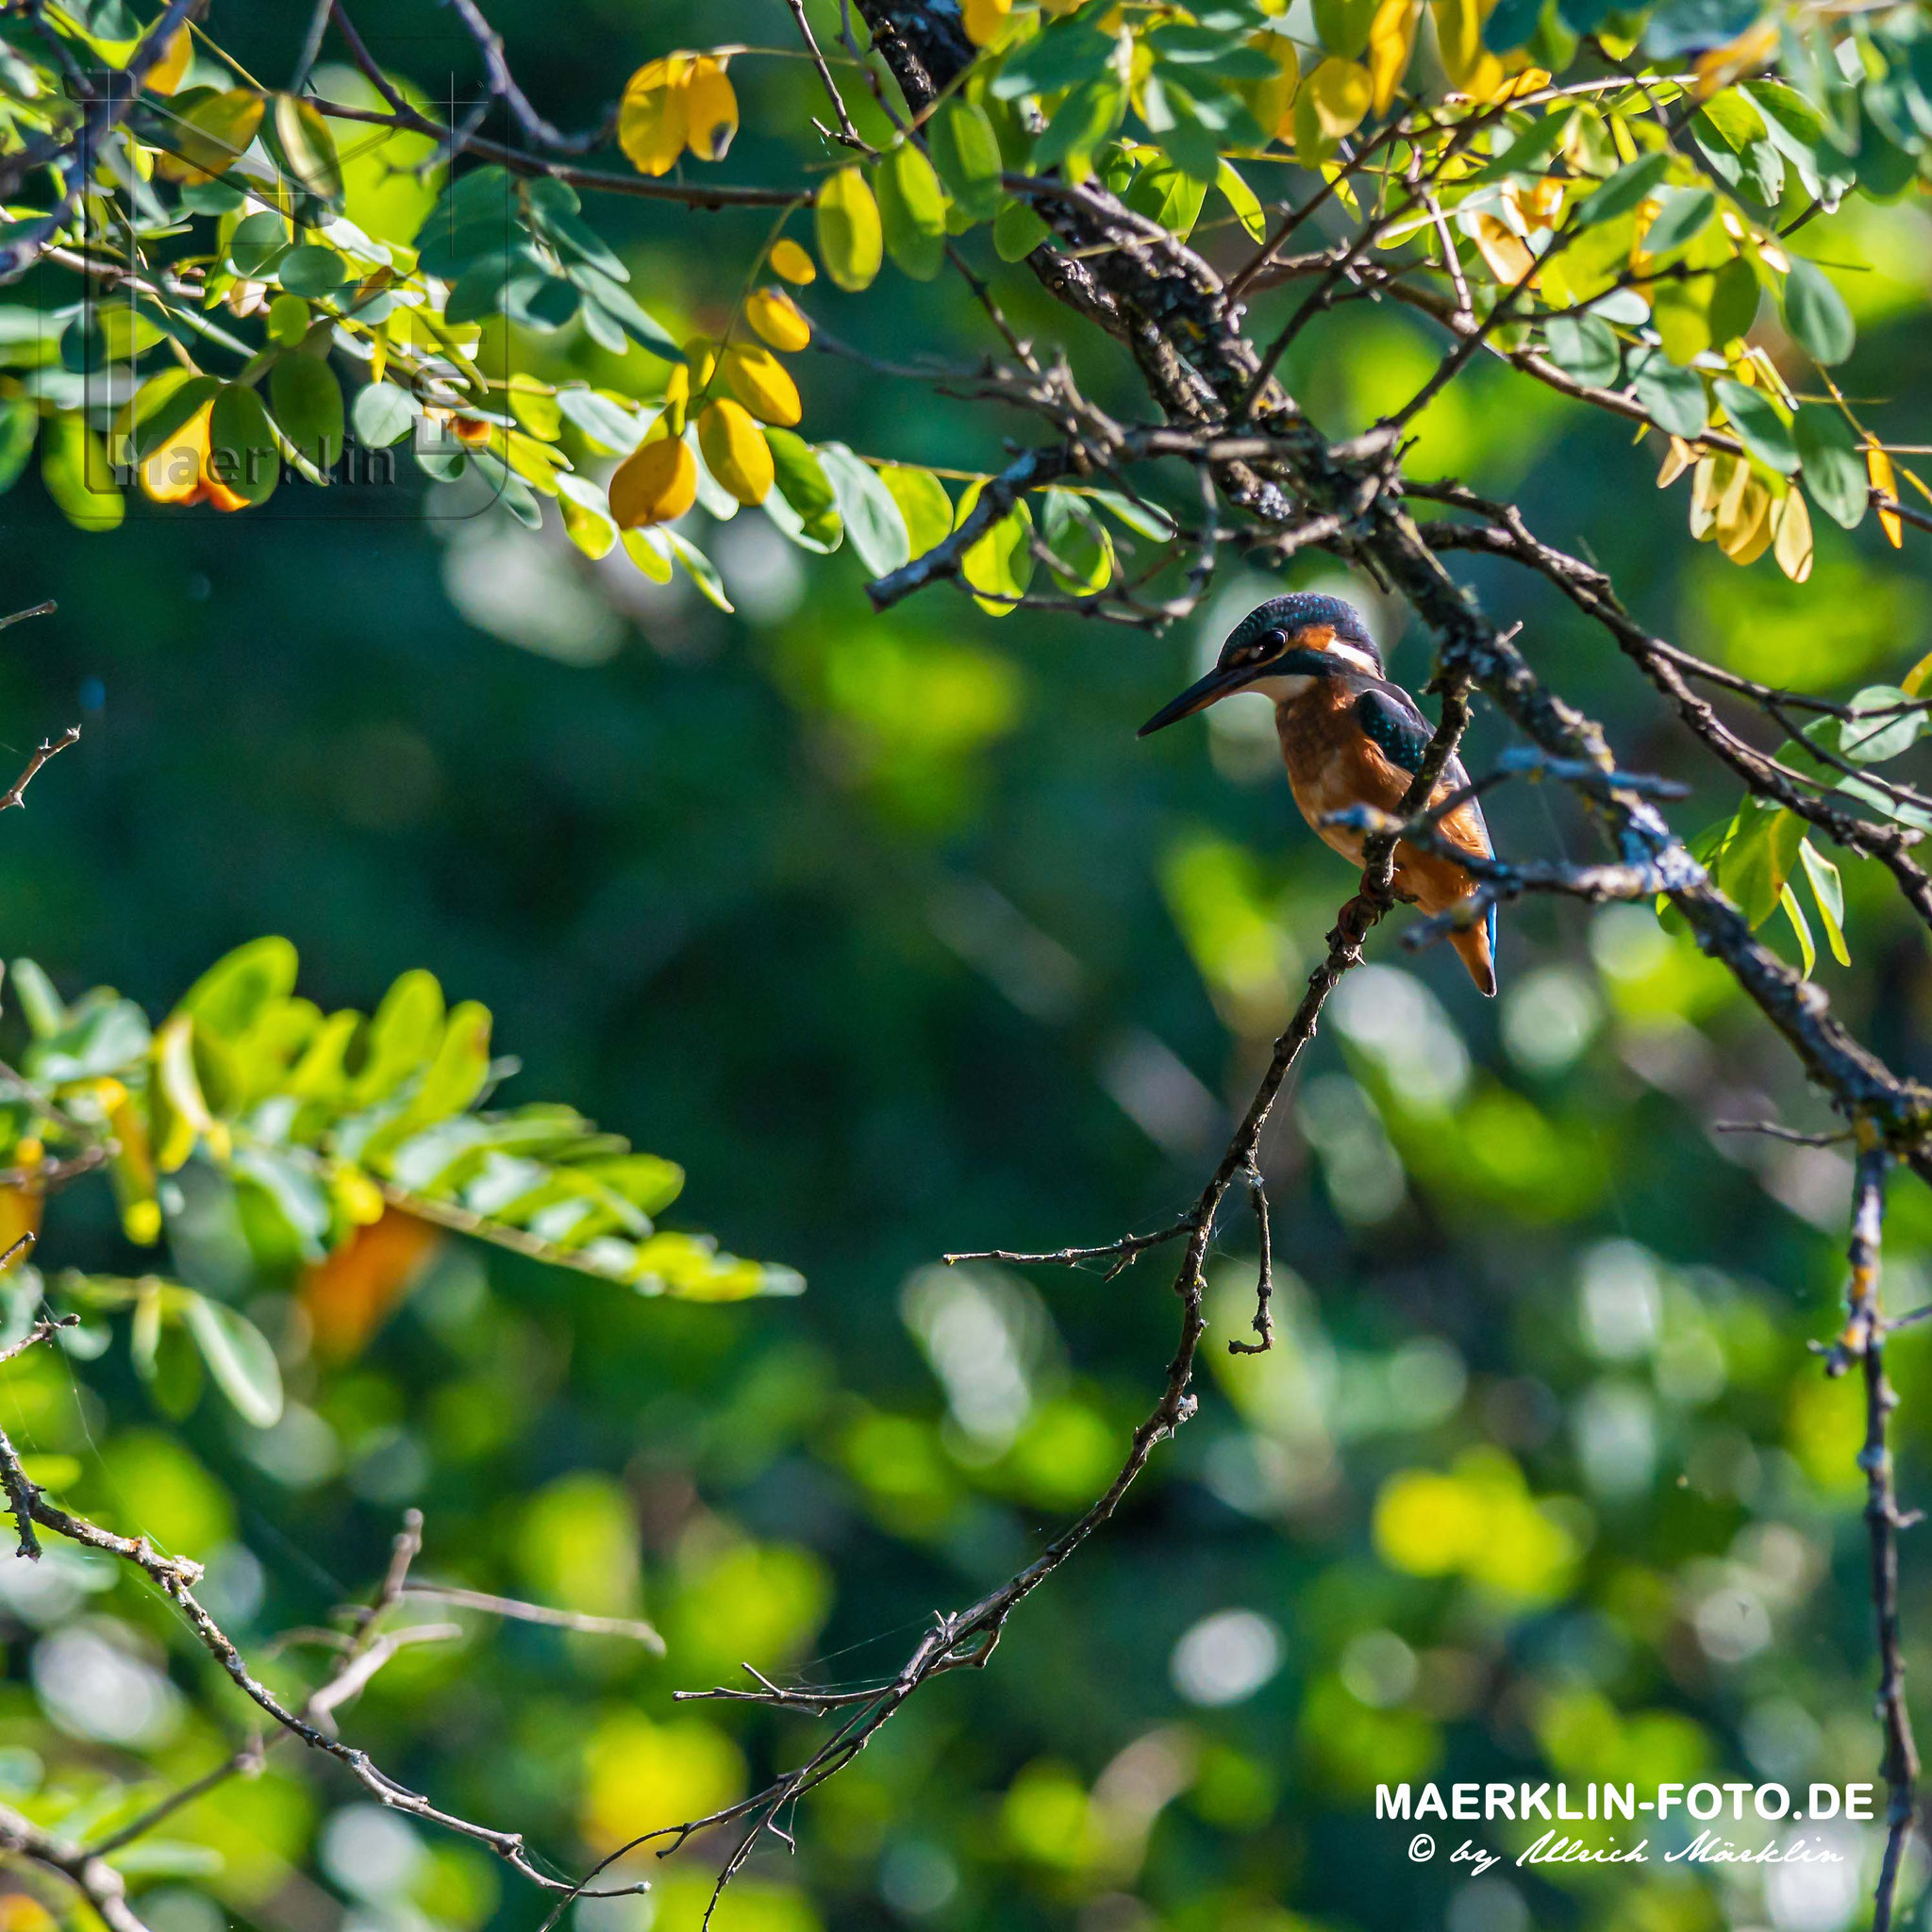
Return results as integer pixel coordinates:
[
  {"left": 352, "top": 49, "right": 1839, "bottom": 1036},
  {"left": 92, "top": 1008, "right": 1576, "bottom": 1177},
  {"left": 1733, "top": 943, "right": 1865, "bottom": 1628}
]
[{"left": 0, "top": 1348, "right": 652, "bottom": 1906}]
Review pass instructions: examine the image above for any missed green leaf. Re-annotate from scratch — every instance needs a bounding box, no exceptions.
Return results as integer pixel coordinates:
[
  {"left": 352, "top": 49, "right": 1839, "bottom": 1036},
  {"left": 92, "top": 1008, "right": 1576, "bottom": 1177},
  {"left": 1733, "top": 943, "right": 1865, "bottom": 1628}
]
[
  {"left": 993, "top": 196, "right": 1052, "bottom": 260},
  {"left": 816, "top": 441, "right": 910, "bottom": 577},
  {"left": 555, "top": 386, "right": 641, "bottom": 453},
  {"left": 352, "top": 968, "right": 443, "bottom": 1107},
  {"left": 1483, "top": 0, "right": 1546, "bottom": 53},
  {"left": 273, "top": 92, "right": 343, "bottom": 202},
  {"left": 1835, "top": 686, "right": 1926, "bottom": 765},
  {"left": 1707, "top": 255, "right": 1760, "bottom": 348},
  {"left": 268, "top": 353, "right": 344, "bottom": 469},
  {"left": 765, "top": 429, "right": 843, "bottom": 552},
  {"left": 928, "top": 99, "right": 1004, "bottom": 224},
  {"left": 1214, "top": 158, "right": 1266, "bottom": 241},
  {"left": 814, "top": 166, "right": 884, "bottom": 293},
  {"left": 1469, "top": 108, "right": 1576, "bottom": 182},
  {"left": 1574, "top": 151, "right": 1674, "bottom": 228},
  {"left": 351, "top": 379, "right": 418, "bottom": 449},
  {"left": 661, "top": 527, "right": 733, "bottom": 611},
  {"left": 9, "top": 958, "right": 66, "bottom": 1038},
  {"left": 523, "top": 176, "right": 627, "bottom": 280},
  {"left": 879, "top": 464, "right": 953, "bottom": 558},
  {"left": 1779, "top": 881, "right": 1816, "bottom": 977},
  {"left": 877, "top": 142, "right": 947, "bottom": 281},
  {"left": 1082, "top": 486, "right": 1175, "bottom": 541},
  {"left": 1713, "top": 377, "right": 1796, "bottom": 474},
  {"left": 1794, "top": 405, "right": 1867, "bottom": 529},
  {"left": 957, "top": 481, "right": 1034, "bottom": 617},
  {"left": 1041, "top": 489, "right": 1116, "bottom": 595},
  {"left": 1312, "top": 0, "right": 1377, "bottom": 59},
  {"left": 41, "top": 413, "right": 122, "bottom": 531},
  {"left": 1719, "top": 802, "right": 1803, "bottom": 927},
  {"left": 1783, "top": 257, "right": 1856, "bottom": 365},
  {"left": 180, "top": 936, "right": 297, "bottom": 1039},
  {"left": 564, "top": 266, "right": 681, "bottom": 358},
  {"left": 1798, "top": 839, "right": 1850, "bottom": 966},
  {"left": 1629, "top": 347, "right": 1707, "bottom": 438},
  {"left": 1641, "top": 187, "right": 1715, "bottom": 258},
  {"left": 991, "top": 23, "right": 1116, "bottom": 100},
  {"left": 1124, "top": 157, "right": 1208, "bottom": 237},
  {"left": 227, "top": 209, "right": 288, "bottom": 277},
  {"left": 276, "top": 244, "right": 346, "bottom": 298},
  {"left": 179, "top": 1292, "right": 284, "bottom": 1428},
  {"left": 1030, "top": 78, "right": 1124, "bottom": 178},
  {"left": 1542, "top": 313, "right": 1621, "bottom": 386},
  {"left": 0, "top": 394, "right": 36, "bottom": 494}
]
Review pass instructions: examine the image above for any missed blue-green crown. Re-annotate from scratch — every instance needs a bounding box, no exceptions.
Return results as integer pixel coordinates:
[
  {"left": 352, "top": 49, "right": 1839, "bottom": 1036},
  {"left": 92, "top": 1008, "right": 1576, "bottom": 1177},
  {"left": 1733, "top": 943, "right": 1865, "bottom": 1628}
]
[{"left": 1224, "top": 593, "right": 1381, "bottom": 668}]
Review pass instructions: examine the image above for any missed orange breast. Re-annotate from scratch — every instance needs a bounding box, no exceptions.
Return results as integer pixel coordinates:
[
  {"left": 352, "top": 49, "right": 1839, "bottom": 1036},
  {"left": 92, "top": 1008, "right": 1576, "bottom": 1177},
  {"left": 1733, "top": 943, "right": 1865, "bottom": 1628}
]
[
  {"left": 1275, "top": 686, "right": 1409, "bottom": 862},
  {"left": 1274, "top": 685, "right": 1491, "bottom": 915}
]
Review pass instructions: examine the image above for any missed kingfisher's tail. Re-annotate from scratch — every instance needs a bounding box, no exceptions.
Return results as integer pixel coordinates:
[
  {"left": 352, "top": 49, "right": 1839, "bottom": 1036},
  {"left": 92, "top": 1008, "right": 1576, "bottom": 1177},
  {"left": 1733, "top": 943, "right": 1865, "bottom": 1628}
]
[{"left": 1451, "top": 903, "right": 1498, "bottom": 996}]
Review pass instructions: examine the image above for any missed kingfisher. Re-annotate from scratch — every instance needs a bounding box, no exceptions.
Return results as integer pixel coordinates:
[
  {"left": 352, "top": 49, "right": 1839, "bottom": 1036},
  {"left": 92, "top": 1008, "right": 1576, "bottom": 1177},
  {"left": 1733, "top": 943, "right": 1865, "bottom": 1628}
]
[{"left": 1139, "top": 592, "right": 1498, "bottom": 995}]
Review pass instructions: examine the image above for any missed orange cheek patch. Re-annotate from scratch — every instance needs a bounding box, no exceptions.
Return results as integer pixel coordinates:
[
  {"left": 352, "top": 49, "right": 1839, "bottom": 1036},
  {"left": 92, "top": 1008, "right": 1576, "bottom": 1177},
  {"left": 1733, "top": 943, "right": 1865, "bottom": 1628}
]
[{"left": 1293, "top": 625, "right": 1336, "bottom": 653}]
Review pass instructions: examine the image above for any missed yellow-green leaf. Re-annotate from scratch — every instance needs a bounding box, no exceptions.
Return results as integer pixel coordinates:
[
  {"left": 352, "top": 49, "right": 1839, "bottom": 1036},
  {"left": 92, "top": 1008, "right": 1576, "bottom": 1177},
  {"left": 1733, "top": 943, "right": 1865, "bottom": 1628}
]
[{"left": 814, "top": 166, "right": 884, "bottom": 293}]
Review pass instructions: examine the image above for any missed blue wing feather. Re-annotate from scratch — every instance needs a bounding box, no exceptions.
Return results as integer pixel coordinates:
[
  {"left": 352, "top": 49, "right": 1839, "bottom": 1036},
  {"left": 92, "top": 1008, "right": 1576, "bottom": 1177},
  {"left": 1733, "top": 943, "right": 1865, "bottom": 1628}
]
[
  {"left": 1351, "top": 685, "right": 1434, "bottom": 774},
  {"left": 1351, "top": 682, "right": 1492, "bottom": 860}
]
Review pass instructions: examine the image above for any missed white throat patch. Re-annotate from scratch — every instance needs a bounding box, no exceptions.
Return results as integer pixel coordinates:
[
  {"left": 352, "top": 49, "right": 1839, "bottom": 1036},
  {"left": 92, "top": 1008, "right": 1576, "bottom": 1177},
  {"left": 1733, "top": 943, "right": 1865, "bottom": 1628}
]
[{"left": 1324, "top": 641, "right": 1382, "bottom": 676}]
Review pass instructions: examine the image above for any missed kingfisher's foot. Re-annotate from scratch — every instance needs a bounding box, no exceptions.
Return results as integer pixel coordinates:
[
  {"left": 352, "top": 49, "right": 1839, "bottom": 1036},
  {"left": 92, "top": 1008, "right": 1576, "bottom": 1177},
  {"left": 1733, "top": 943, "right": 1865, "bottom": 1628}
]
[{"left": 1330, "top": 893, "right": 1376, "bottom": 948}]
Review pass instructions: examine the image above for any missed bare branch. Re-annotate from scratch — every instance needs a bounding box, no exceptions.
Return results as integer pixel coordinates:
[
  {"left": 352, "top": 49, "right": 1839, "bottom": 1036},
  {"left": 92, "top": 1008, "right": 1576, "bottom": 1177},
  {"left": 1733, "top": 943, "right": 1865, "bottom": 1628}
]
[
  {"left": 0, "top": 725, "right": 79, "bottom": 814},
  {"left": 1824, "top": 1146, "right": 1921, "bottom": 1932},
  {"left": 399, "top": 1583, "right": 665, "bottom": 1652}
]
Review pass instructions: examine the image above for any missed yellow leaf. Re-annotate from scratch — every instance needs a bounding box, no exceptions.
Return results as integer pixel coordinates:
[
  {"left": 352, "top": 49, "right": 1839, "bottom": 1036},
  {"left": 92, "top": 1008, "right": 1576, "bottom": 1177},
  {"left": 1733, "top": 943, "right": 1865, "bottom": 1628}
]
[
  {"left": 146, "top": 23, "right": 192, "bottom": 95},
  {"left": 1471, "top": 212, "right": 1534, "bottom": 284},
  {"left": 1717, "top": 473, "right": 1772, "bottom": 563},
  {"left": 721, "top": 343, "right": 802, "bottom": 426},
  {"left": 745, "top": 287, "right": 811, "bottom": 353},
  {"left": 815, "top": 166, "right": 883, "bottom": 293},
  {"left": 661, "top": 362, "right": 691, "bottom": 437},
  {"left": 152, "top": 1011, "right": 220, "bottom": 1173},
  {"left": 1510, "top": 175, "right": 1563, "bottom": 227},
  {"left": 1656, "top": 435, "right": 1695, "bottom": 489},
  {"left": 682, "top": 55, "right": 738, "bottom": 162},
  {"left": 1900, "top": 649, "right": 1932, "bottom": 698},
  {"left": 141, "top": 403, "right": 212, "bottom": 506},
  {"left": 618, "top": 54, "right": 692, "bottom": 177},
  {"left": 1431, "top": 0, "right": 1504, "bottom": 93},
  {"left": 1692, "top": 17, "right": 1778, "bottom": 98},
  {"left": 1244, "top": 32, "right": 1301, "bottom": 141},
  {"left": 1869, "top": 438, "right": 1902, "bottom": 548},
  {"left": 696, "top": 399, "right": 774, "bottom": 505},
  {"left": 608, "top": 430, "right": 698, "bottom": 527},
  {"left": 1367, "top": 0, "right": 1418, "bottom": 114},
  {"left": 963, "top": 0, "right": 1013, "bottom": 45},
  {"left": 1296, "top": 57, "right": 1373, "bottom": 158},
  {"left": 150, "top": 88, "right": 265, "bottom": 185},
  {"left": 769, "top": 239, "right": 818, "bottom": 286},
  {"left": 1690, "top": 453, "right": 1731, "bottom": 539},
  {"left": 1772, "top": 486, "right": 1813, "bottom": 582}
]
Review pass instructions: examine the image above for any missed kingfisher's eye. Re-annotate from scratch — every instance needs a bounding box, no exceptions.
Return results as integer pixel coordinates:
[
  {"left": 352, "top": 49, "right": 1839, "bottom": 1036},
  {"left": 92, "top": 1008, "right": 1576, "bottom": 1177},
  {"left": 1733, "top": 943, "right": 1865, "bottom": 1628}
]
[{"left": 1264, "top": 628, "right": 1290, "bottom": 652}]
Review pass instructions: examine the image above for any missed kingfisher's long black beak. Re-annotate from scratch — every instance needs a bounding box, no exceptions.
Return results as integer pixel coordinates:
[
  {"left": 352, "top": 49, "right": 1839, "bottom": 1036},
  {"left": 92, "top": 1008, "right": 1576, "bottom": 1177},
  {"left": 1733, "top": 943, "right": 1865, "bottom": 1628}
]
[{"left": 1138, "top": 660, "right": 1263, "bottom": 737}]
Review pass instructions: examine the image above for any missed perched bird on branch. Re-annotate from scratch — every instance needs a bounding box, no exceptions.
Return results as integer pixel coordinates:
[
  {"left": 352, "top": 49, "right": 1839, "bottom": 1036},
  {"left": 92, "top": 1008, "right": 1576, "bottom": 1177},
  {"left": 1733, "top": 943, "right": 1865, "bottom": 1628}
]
[{"left": 1139, "top": 592, "right": 1498, "bottom": 995}]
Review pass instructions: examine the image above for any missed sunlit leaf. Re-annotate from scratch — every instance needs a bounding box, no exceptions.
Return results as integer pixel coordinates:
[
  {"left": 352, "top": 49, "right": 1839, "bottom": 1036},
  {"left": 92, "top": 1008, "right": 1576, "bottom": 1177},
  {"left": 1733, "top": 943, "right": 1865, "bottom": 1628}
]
[
  {"left": 1783, "top": 258, "right": 1855, "bottom": 365},
  {"left": 1799, "top": 840, "right": 1850, "bottom": 967},
  {"left": 814, "top": 166, "right": 884, "bottom": 293},
  {"left": 877, "top": 142, "right": 948, "bottom": 281},
  {"left": 817, "top": 442, "right": 910, "bottom": 576},
  {"left": 180, "top": 1291, "right": 284, "bottom": 1427}
]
